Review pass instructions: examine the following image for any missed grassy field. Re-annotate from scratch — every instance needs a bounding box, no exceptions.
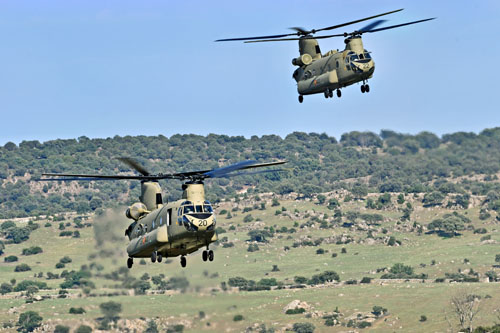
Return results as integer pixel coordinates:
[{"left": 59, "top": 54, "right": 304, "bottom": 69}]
[{"left": 1, "top": 193, "right": 499, "bottom": 332}]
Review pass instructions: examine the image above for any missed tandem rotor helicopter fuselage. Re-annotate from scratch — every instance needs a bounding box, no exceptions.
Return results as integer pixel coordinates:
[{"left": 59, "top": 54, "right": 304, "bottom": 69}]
[{"left": 216, "top": 9, "right": 435, "bottom": 103}]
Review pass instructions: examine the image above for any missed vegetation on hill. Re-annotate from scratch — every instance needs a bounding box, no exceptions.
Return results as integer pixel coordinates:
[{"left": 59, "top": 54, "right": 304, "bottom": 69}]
[{"left": 3, "top": 128, "right": 500, "bottom": 218}]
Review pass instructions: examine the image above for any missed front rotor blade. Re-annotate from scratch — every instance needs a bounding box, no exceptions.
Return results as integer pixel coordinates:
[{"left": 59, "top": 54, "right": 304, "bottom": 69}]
[
  {"left": 117, "top": 157, "right": 150, "bottom": 176},
  {"left": 245, "top": 37, "right": 306, "bottom": 43},
  {"left": 364, "top": 18, "right": 436, "bottom": 33},
  {"left": 315, "top": 8, "right": 403, "bottom": 33},
  {"left": 215, "top": 32, "right": 299, "bottom": 42},
  {"left": 39, "top": 173, "right": 154, "bottom": 181}
]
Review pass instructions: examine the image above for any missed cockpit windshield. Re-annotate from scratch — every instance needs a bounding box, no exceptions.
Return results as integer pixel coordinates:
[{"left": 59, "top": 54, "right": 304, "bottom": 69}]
[
  {"left": 183, "top": 205, "right": 195, "bottom": 214},
  {"left": 183, "top": 202, "right": 213, "bottom": 215},
  {"left": 349, "top": 54, "right": 359, "bottom": 62}
]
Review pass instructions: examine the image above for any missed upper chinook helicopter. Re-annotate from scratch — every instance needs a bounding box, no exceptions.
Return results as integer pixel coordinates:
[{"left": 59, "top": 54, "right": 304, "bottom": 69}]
[
  {"left": 216, "top": 9, "right": 434, "bottom": 103},
  {"left": 40, "top": 158, "right": 286, "bottom": 269}
]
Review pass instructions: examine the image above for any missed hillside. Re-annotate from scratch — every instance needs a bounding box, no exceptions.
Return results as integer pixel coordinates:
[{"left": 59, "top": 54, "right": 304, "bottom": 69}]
[
  {"left": 0, "top": 190, "right": 499, "bottom": 332},
  {"left": 3, "top": 129, "right": 500, "bottom": 219}
]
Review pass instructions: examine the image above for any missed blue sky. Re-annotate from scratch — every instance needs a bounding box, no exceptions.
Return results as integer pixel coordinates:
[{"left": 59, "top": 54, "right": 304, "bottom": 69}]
[{"left": 0, "top": 0, "right": 499, "bottom": 145}]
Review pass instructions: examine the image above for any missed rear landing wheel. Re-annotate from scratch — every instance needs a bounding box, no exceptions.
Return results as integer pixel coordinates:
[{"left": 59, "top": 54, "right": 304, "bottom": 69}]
[
  {"left": 127, "top": 257, "right": 133, "bottom": 269},
  {"left": 329, "top": 90, "right": 333, "bottom": 98},
  {"left": 324, "top": 90, "right": 329, "bottom": 98},
  {"left": 298, "top": 95, "right": 303, "bottom": 103},
  {"left": 361, "top": 85, "right": 366, "bottom": 93},
  {"left": 337, "top": 89, "right": 342, "bottom": 98},
  {"left": 157, "top": 254, "right": 162, "bottom": 263},
  {"left": 202, "top": 250, "right": 208, "bottom": 262},
  {"left": 180, "top": 256, "right": 186, "bottom": 268},
  {"left": 208, "top": 250, "right": 214, "bottom": 262},
  {"left": 365, "top": 84, "right": 370, "bottom": 93},
  {"left": 151, "top": 251, "right": 157, "bottom": 263}
]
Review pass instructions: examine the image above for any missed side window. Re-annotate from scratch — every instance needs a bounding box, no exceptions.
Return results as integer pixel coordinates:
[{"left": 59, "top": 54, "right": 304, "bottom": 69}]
[{"left": 315, "top": 45, "right": 321, "bottom": 54}]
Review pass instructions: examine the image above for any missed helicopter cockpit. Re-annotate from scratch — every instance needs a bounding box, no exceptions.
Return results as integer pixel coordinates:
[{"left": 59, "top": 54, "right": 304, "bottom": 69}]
[{"left": 179, "top": 200, "right": 215, "bottom": 232}]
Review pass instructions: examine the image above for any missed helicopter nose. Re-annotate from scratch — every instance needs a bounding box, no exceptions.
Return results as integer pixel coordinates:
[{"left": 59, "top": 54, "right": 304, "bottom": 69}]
[{"left": 353, "top": 60, "right": 374, "bottom": 73}]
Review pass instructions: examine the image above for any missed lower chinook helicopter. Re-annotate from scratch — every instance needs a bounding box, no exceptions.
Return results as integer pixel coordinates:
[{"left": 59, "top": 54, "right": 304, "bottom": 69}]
[{"left": 40, "top": 158, "right": 286, "bottom": 269}]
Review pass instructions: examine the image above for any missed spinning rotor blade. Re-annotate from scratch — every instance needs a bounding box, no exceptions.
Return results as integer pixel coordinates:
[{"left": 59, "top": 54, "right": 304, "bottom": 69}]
[
  {"left": 362, "top": 17, "right": 436, "bottom": 33},
  {"left": 117, "top": 157, "right": 150, "bottom": 176},
  {"left": 203, "top": 160, "right": 287, "bottom": 179},
  {"left": 313, "top": 8, "right": 403, "bottom": 33},
  {"left": 253, "top": 17, "right": 436, "bottom": 42},
  {"left": 38, "top": 160, "right": 287, "bottom": 182},
  {"left": 217, "top": 9, "right": 403, "bottom": 42},
  {"left": 358, "top": 20, "right": 387, "bottom": 33},
  {"left": 215, "top": 32, "right": 300, "bottom": 42},
  {"left": 216, "top": 168, "right": 288, "bottom": 178},
  {"left": 40, "top": 173, "right": 157, "bottom": 181}
]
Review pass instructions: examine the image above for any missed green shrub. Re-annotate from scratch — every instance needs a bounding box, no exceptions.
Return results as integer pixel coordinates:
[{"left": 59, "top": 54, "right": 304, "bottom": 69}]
[
  {"left": 247, "top": 244, "right": 259, "bottom": 252},
  {"left": 59, "top": 256, "right": 72, "bottom": 264},
  {"left": 233, "top": 314, "right": 244, "bottom": 321},
  {"left": 316, "top": 248, "right": 325, "bottom": 254},
  {"left": 286, "top": 308, "right": 306, "bottom": 315},
  {"left": 14, "top": 280, "right": 48, "bottom": 292},
  {"left": 372, "top": 306, "right": 388, "bottom": 316},
  {"left": 360, "top": 277, "right": 372, "bottom": 284},
  {"left": 59, "top": 231, "right": 73, "bottom": 237},
  {"left": 292, "top": 322, "right": 315, "bottom": 333},
  {"left": 69, "top": 307, "right": 86, "bottom": 314},
  {"left": 420, "top": 315, "right": 427, "bottom": 322},
  {"left": 17, "top": 311, "right": 42, "bottom": 332},
  {"left": 4, "top": 255, "right": 18, "bottom": 262},
  {"left": 75, "top": 325, "right": 92, "bottom": 333},
  {"left": 243, "top": 214, "right": 254, "bottom": 222},
  {"left": 54, "top": 325, "right": 70, "bottom": 333},
  {"left": 22, "top": 246, "right": 43, "bottom": 256},
  {"left": 14, "top": 264, "right": 31, "bottom": 272},
  {"left": 55, "top": 262, "right": 65, "bottom": 269},
  {"left": 0, "top": 283, "right": 13, "bottom": 295}
]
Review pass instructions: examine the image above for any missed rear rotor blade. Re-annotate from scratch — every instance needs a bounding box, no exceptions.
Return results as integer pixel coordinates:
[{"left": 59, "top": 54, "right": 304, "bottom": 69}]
[
  {"left": 314, "top": 8, "right": 403, "bottom": 33},
  {"left": 363, "top": 17, "right": 436, "bottom": 33},
  {"left": 358, "top": 20, "right": 387, "bottom": 33},
  {"left": 204, "top": 160, "right": 287, "bottom": 179},
  {"left": 216, "top": 168, "right": 288, "bottom": 178}
]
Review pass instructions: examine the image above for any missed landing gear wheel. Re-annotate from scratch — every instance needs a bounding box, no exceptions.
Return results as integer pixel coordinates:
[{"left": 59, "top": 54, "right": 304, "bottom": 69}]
[
  {"left": 202, "top": 250, "right": 208, "bottom": 262},
  {"left": 127, "top": 257, "right": 133, "bottom": 269},
  {"left": 208, "top": 250, "right": 214, "bottom": 262},
  {"left": 180, "top": 256, "right": 186, "bottom": 268},
  {"left": 324, "top": 90, "right": 329, "bottom": 98},
  {"left": 328, "top": 90, "right": 333, "bottom": 98},
  {"left": 298, "top": 95, "right": 303, "bottom": 103},
  {"left": 157, "top": 254, "right": 162, "bottom": 263},
  {"left": 151, "top": 251, "right": 157, "bottom": 263},
  {"left": 361, "top": 85, "right": 366, "bottom": 93},
  {"left": 365, "top": 84, "right": 370, "bottom": 93},
  {"left": 337, "top": 89, "right": 342, "bottom": 98}
]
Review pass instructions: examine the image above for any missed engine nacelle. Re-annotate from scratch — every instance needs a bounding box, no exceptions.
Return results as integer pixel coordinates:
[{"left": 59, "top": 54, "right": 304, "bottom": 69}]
[
  {"left": 125, "top": 202, "right": 149, "bottom": 221},
  {"left": 292, "top": 54, "right": 313, "bottom": 66}
]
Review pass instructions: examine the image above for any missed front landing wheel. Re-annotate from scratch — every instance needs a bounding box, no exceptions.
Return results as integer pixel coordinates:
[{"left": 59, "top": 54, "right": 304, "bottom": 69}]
[
  {"left": 127, "top": 257, "right": 133, "bottom": 269},
  {"left": 298, "top": 95, "right": 303, "bottom": 103},
  {"left": 208, "top": 250, "right": 214, "bottom": 262}
]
